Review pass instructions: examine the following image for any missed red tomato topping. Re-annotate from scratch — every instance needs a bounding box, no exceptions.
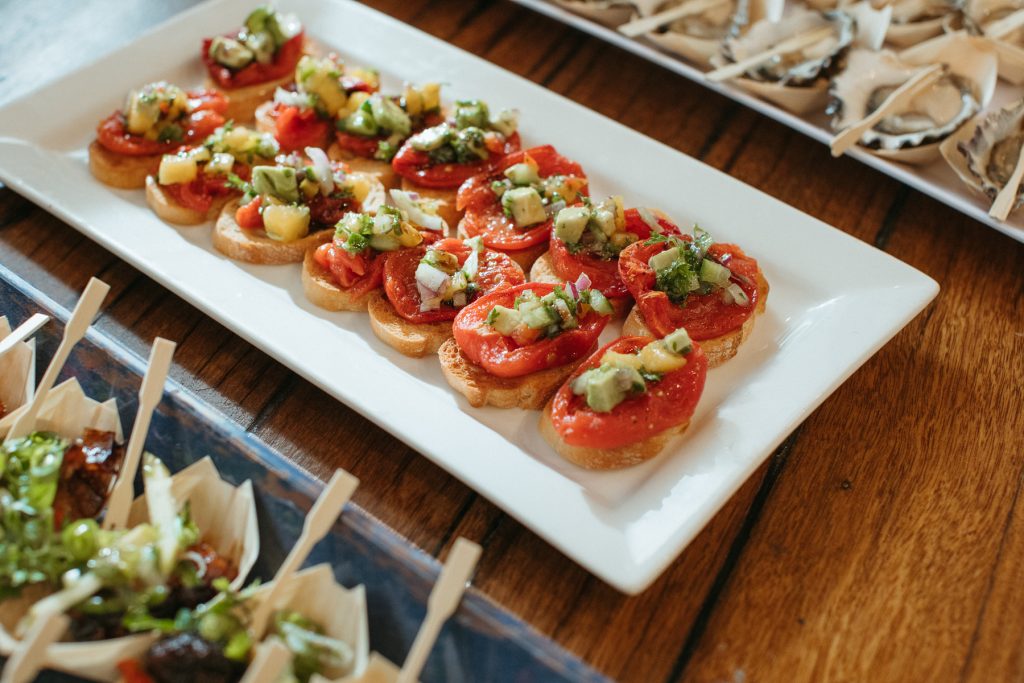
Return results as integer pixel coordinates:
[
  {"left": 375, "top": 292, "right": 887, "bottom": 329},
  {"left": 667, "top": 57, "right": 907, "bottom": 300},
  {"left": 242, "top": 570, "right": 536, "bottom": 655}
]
[
  {"left": 391, "top": 132, "right": 521, "bottom": 190},
  {"left": 456, "top": 146, "right": 588, "bottom": 253},
  {"left": 335, "top": 110, "right": 445, "bottom": 160},
  {"left": 452, "top": 282, "right": 609, "bottom": 379},
  {"left": 117, "top": 660, "right": 155, "bottom": 683},
  {"left": 202, "top": 32, "right": 305, "bottom": 89},
  {"left": 549, "top": 208, "right": 678, "bottom": 299},
  {"left": 549, "top": 336, "right": 708, "bottom": 450},
  {"left": 235, "top": 196, "right": 263, "bottom": 229},
  {"left": 618, "top": 238, "right": 760, "bottom": 340},
  {"left": 270, "top": 103, "right": 332, "bottom": 152},
  {"left": 313, "top": 242, "right": 385, "bottom": 298},
  {"left": 95, "top": 91, "right": 228, "bottom": 157},
  {"left": 163, "top": 160, "right": 249, "bottom": 214},
  {"left": 382, "top": 238, "right": 525, "bottom": 324}
]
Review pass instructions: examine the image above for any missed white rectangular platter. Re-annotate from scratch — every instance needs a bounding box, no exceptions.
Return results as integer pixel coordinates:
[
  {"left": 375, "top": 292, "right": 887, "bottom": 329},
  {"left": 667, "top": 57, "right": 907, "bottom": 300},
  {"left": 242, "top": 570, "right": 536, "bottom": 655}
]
[
  {"left": 512, "top": 0, "right": 1024, "bottom": 247},
  {"left": 0, "top": 0, "right": 938, "bottom": 594}
]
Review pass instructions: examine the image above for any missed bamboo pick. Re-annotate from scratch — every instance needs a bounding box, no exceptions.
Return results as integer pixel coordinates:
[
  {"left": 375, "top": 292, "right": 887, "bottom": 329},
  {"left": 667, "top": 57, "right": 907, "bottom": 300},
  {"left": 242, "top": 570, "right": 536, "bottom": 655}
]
[
  {"left": 988, "top": 143, "right": 1024, "bottom": 220},
  {"left": 248, "top": 469, "right": 360, "bottom": 639},
  {"left": 395, "top": 538, "right": 482, "bottom": 683},
  {"left": 985, "top": 8, "right": 1024, "bottom": 40},
  {"left": 239, "top": 639, "right": 291, "bottom": 683},
  {"left": 618, "top": 0, "right": 729, "bottom": 37},
  {"left": 830, "top": 63, "right": 944, "bottom": 157},
  {"left": 6, "top": 278, "right": 109, "bottom": 440},
  {"left": 0, "top": 609, "right": 69, "bottom": 683},
  {"left": 103, "top": 337, "right": 176, "bottom": 530},
  {"left": 706, "top": 25, "right": 835, "bottom": 82},
  {"left": 0, "top": 314, "right": 48, "bottom": 360}
]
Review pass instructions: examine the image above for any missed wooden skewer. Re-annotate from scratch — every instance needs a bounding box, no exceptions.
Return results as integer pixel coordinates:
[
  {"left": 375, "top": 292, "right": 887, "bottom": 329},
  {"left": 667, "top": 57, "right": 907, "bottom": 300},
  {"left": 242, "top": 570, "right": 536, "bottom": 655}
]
[
  {"left": 6, "top": 278, "right": 110, "bottom": 440},
  {"left": 985, "top": 8, "right": 1024, "bottom": 40},
  {"left": 0, "top": 609, "right": 69, "bottom": 683},
  {"left": 706, "top": 25, "right": 835, "bottom": 82},
  {"left": 248, "top": 469, "right": 360, "bottom": 639},
  {"left": 830, "top": 63, "right": 944, "bottom": 158},
  {"left": 102, "top": 337, "right": 176, "bottom": 530},
  {"left": 988, "top": 144, "right": 1024, "bottom": 220},
  {"left": 395, "top": 538, "right": 482, "bottom": 683},
  {"left": 618, "top": 0, "right": 729, "bottom": 37},
  {"left": 239, "top": 639, "right": 291, "bottom": 683},
  {"left": 0, "top": 313, "right": 48, "bottom": 360}
]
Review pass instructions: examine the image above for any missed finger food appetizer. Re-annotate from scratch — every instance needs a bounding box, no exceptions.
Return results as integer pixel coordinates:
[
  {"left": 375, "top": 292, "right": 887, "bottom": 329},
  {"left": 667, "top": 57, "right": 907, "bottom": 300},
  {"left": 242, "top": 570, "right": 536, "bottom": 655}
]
[
  {"left": 256, "top": 55, "right": 380, "bottom": 152},
  {"left": 439, "top": 280, "right": 613, "bottom": 408},
  {"left": 391, "top": 99, "right": 521, "bottom": 226},
  {"left": 367, "top": 237, "right": 526, "bottom": 357},
  {"left": 531, "top": 199, "right": 678, "bottom": 315},
  {"left": 303, "top": 204, "right": 430, "bottom": 312},
  {"left": 618, "top": 228, "right": 768, "bottom": 366},
  {"left": 90, "top": 82, "right": 229, "bottom": 189},
  {"left": 213, "top": 149, "right": 386, "bottom": 264},
  {"left": 540, "top": 330, "right": 707, "bottom": 469},
  {"left": 145, "top": 124, "right": 280, "bottom": 225},
  {"left": 202, "top": 5, "right": 307, "bottom": 122},
  {"left": 456, "top": 145, "right": 588, "bottom": 269},
  {"left": 331, "top": 82, "right": 445, "bottom": 188}
]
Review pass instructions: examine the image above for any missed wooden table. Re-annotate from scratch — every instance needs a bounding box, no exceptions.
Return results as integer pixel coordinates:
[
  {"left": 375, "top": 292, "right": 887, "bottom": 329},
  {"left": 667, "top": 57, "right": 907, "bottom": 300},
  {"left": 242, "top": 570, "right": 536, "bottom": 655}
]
[{"left": 3, "top": 1, "right": 1023, "bottom": 681}]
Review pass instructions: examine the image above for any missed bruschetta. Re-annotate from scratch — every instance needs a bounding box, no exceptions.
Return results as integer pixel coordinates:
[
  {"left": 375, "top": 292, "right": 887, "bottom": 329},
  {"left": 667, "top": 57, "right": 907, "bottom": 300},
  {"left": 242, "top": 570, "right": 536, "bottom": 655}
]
[
  {"left": 329, "top": 82, "right": 445, "bottom": 188},
  {"left": 367, "top": 237, "right": 525, "bottom": 357},
  {"left": 439, "top": 280, "right": 613, "bottom": 409},
  {"left": 213, "top": 149, "right": 385, "bottom": 264},
  {"left": 255, "top": 55, "right": 379, "bottom": 152},
  {"left": 540, "top": 329, "right": 708, "bottom": 469},
  {"left": 456, "top": 145, "right": 588, "bottom": 270},
  {"left": 618, "top": 228, "right": 768, "bottom": 367},
  {"left": 202, "top": 5, "right": 308, "bottom": 122},
  {"left": 145, "top": 124, "right": 279, "bottom": 225},
  {"left": 531, "top": 201, "right": 679, "bottom": 316},
  {"left": 90, "top": 82, "right": 228, "bottom": 189},
  {"left": 391, "top": 99, "right": 521, "bottom": 228}
]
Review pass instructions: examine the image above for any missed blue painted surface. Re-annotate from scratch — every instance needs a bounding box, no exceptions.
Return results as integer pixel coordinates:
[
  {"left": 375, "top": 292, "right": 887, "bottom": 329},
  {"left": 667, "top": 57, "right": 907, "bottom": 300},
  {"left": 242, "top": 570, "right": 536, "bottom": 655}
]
[{"left": 0, "top": 267, "right": 610, "bottom": 683}]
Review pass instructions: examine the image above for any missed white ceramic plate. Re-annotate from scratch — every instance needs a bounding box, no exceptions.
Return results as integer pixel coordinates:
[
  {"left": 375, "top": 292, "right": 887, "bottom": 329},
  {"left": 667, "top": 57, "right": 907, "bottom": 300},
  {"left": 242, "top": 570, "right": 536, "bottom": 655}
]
[
  {"left": 0, "top": 0, "right": 938, "bottom": 593},
  {"left": 511, "top": 0, "right": 1024, "bottom": 246}
]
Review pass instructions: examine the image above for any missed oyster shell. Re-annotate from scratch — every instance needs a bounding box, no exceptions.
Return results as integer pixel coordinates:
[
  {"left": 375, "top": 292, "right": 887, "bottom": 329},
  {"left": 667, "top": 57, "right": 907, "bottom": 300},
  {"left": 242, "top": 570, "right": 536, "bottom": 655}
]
[
  {"left": 955, "top": 0, "right": 1024, "bottom": 83},
  {"left": 945, "top": 99, "right": 1024, "bottom": 212},
  {"left": 643, "top": 0, "right": 784, "bottom": 64},
  {"left": 885, "top": 0, "right": 961, "bottom": 47}
]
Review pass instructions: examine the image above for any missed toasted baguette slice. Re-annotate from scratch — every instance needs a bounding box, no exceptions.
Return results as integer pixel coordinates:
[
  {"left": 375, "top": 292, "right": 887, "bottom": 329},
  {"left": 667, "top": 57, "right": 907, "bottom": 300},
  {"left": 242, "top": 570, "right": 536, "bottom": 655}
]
[
  {"left": 213, "top": 198, "right": 332, "bottom": 264},
  {"left": 88, "top": 141, "right": 160, "bottom": 189},
  {"left": 438, "top": 337, "right": 592, "bottom": 410},
  {"left": 400, "top": 178, "right": 460, "bottom": 229},
  {"left": 529, "top": 251, "right": 631, "bottom": 318},
  {"left": 457, "top": 220, "right": 546, "bottom": 271},
  {"left": 539, "top": 402, "right": 690, "bottom": 470},
  {"left": 622, "top": 270, "right": 769, "bottom": 367},
  {"left": 206, "top": 73, "right": 294, "bottom": 124},
  {"left": 327, "top": 142, "right": 398, "bottom": 189},
  {"left": 145, "top": 175, "right": 232, "bottom": 225},
  {"left": 366, "top": 290, "right": 453, "bottom": 357},
  {"left": 301, "top": 248, "right": 378, "bottom": 311}
]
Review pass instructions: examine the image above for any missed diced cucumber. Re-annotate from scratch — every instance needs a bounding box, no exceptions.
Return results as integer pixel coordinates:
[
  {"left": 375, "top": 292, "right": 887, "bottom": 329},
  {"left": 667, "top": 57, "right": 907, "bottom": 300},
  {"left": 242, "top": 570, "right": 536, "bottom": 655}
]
[
  {"left": 586, "top": 289, "right": 613, "bottom": 316},
  {"left": 520, "top": 300, "right": 557, "bottom": 329},
  {"left": 699, "top": 259, "right": 732, "bottom": 287},
  {"left": 370, "top": 95, "right": 411, "bottom": 136},
  {"left": 648, "top": 247, "right": 681, "bottom": 274},
  {"left": 661, "top": 328, "right": 693, "bottom": 355},
  {"left": 369, "top": 233, "right": 401, "bottom": 251},
  {"left": 501, "top": 187, "right": 547, "bottom": 228},
  {"left": 723, "top": 282, "right": 750, "bottom": 306},
  {"left": 486, "top": 305, "right": 521, "bottom": 335},
  {"left": 554, "top": 206, "right": 590, "bottom": 244}
]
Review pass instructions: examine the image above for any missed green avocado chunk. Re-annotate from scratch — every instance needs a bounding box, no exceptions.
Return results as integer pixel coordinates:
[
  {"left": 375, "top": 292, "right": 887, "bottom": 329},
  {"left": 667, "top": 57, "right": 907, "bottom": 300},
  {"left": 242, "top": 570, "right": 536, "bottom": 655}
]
[{"left": 251, "top": 166, "right": 299, "bottom": 204}]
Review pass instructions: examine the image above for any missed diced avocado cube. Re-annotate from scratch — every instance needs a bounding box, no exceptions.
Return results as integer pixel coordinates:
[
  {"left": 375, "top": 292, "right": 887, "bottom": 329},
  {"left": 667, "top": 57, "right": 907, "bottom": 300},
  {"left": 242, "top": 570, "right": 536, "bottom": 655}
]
[
  {"left": 501, "top": 187, "right": 547, "bottom": 228},
  {"left": 504, "top": 162, "right": 540, "bottom": 186},
  {"left": 662, "top": 328, "right": 693, "bottom": 355},
  {"left": 454, "top": 100, "right": 489, "bottom": 129},
  {"left": 252, "top": 166, "right": 299, "bottom": 203},
  {"left": 648, "top": 247, "right": 681, "bottom": 274},
  {"left": 343, "top": 107, "right": 378, "bottom": 136},
  {"left": 586, "top": 289, "right": 613, "bottom": 316},
  {"left": 245, "top": 6, "right": 273, "bottom": 34},
  {"left": 262, "top": 204, "right": 310, "bottom": 242},
  {"left": 487, "top": 305, "right": 521, "bottom": 336},
  {"left": 519, "top": 299, "right": 557, "bottom": 330},
  {"left": 554, "top": 206, "right": 590, "bottom": 244},
  {"left": 700, "top": 259, "right": 732, "bottom": 287},
  {"left": 244, "top": 30, "right": 275, "bottom": 65},
  {"left": 208, "top": 36, "right": 254, "bottom": 69},
  {"left": 411, "top": 125, "right": 450, "bottom": 152},
  {"left": 583, "top": 366, "right": 633, "bottom": 413},
  {"left": 369, "top": 233, "right": 401, "bottom": 251},
  {"left": 591, "top": 206, "right": 617, "bottom": 237},
  {"left": 370, "top": 96, "right": 411, "bottom": 136}
]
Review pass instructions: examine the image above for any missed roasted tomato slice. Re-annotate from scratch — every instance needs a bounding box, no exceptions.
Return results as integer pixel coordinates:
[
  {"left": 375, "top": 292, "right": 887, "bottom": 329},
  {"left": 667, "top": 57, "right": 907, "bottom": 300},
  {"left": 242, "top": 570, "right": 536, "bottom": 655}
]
[
  {"left": 391, "top": 132, "right": 521, "bottom": 190},
  {"left": 549, "top": 208, "right": 678, "bottom": 299},
  {"left": 272, "top": 103, "right": 333, "bottom": 152},
  {"left": 452, "top": 282, "right": 609, "bottom": 379},
  {"left": 618, "top": 238, "right": 761, "bottom": 340},
  {"left": 163, "top": 162, "right": 247, "bottom": 214},
  {"left": 202, "top": 32, "right": 305, "bottom": 89},
  {"left": 382, "top": 237, "right": 524, "bottom": 324},
  {"left": 313, "top": 243, "right": 386, "bottom": 298},
  {"left": 549, "top": 336, "right": 707, "bottom": 450},
  {"left": 456, "top": 145, "right": 588, "bottom": 253}
]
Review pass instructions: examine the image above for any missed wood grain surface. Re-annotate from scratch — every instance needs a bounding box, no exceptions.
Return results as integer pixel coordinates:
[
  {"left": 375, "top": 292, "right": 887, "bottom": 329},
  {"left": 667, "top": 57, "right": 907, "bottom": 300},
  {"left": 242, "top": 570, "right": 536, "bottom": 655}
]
[{"left": 2, "top": 1, "right": 1023, "bottom": 682}]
